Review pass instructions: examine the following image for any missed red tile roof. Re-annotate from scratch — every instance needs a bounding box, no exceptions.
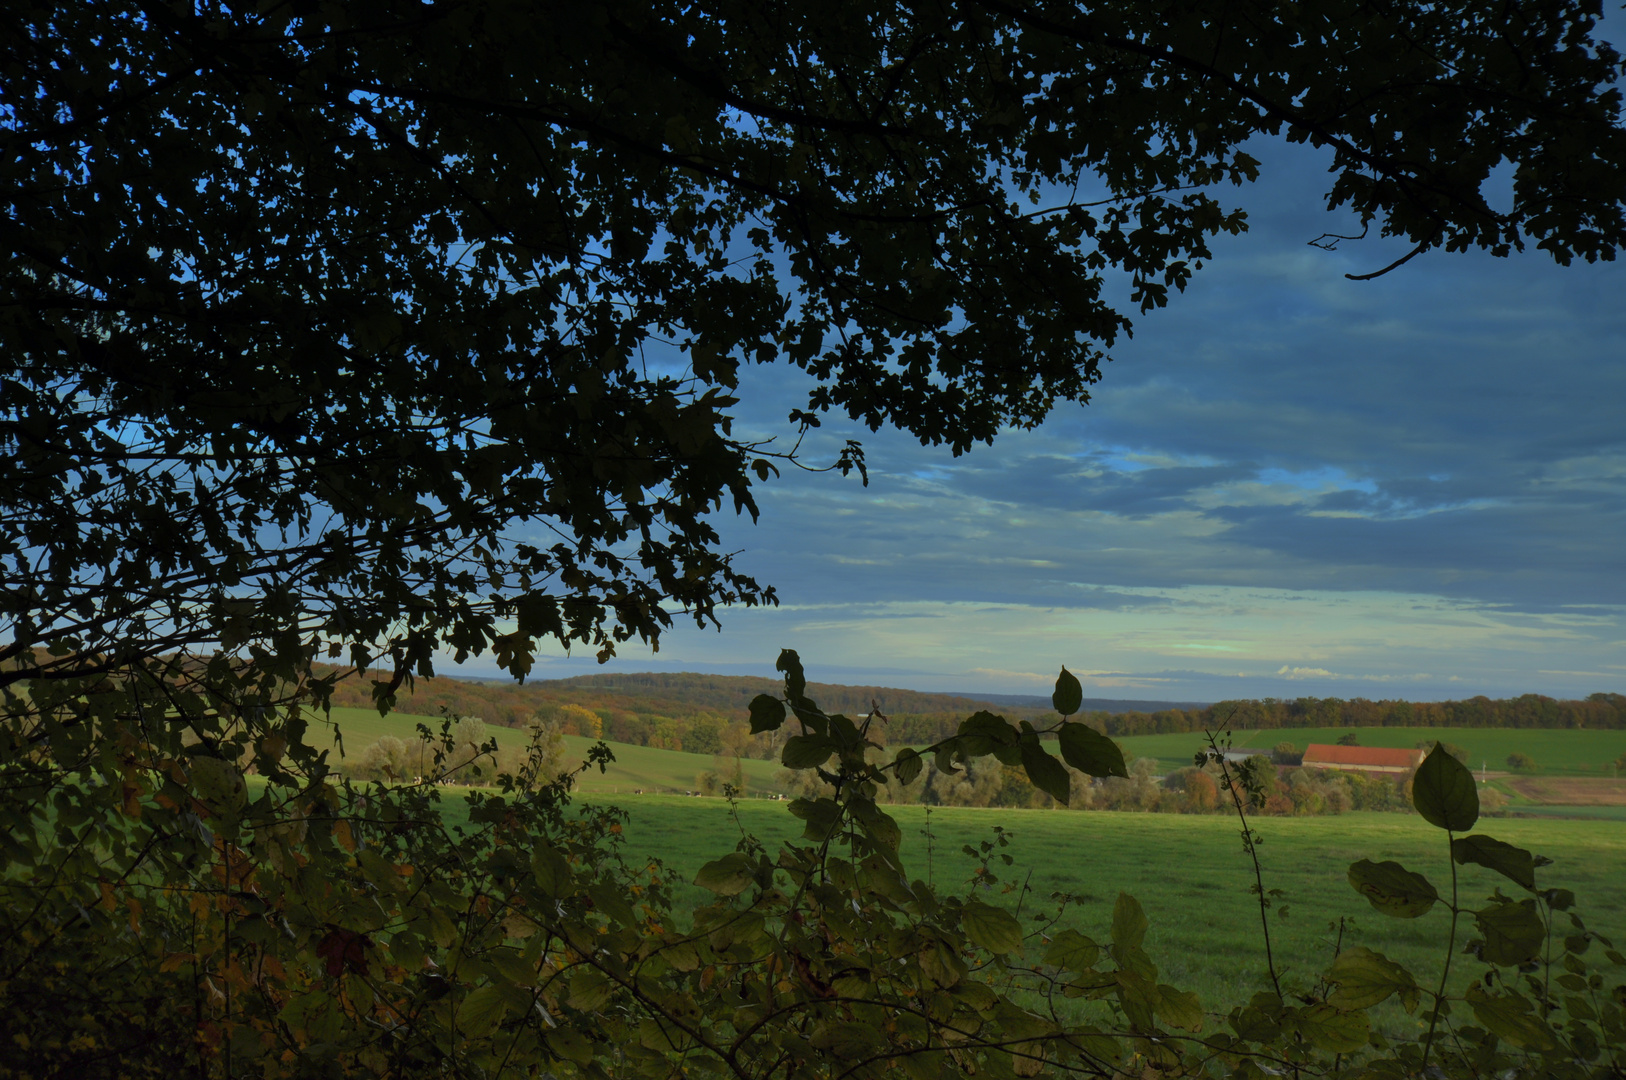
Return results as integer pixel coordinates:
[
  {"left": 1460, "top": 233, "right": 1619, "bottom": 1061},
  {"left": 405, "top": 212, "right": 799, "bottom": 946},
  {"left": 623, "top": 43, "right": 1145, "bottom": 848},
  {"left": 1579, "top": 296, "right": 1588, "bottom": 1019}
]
[{"left": 1302, "top": 744, "right": 1426, "bottom": 769}]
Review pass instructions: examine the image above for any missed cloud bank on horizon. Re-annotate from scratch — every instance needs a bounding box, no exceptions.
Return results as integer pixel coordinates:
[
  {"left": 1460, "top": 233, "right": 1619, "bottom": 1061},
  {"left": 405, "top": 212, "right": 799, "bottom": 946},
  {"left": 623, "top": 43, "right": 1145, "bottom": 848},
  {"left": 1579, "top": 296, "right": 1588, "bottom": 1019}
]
[{"left": 499, "top": 136, "right": 1625, "bottom": 703}]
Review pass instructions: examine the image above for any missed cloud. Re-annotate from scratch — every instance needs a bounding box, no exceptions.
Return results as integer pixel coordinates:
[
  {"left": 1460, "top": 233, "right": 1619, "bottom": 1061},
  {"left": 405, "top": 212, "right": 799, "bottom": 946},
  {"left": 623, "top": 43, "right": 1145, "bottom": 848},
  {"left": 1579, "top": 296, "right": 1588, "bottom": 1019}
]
[{"left": 488, "top": 135, "right": 1626, "bottom": 704}]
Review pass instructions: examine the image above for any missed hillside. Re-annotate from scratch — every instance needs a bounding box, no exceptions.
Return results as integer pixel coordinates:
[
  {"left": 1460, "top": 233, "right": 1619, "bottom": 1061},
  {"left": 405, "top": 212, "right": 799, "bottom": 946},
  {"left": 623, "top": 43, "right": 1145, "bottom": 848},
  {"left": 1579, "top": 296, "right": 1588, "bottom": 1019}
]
[
  {"left": 325, "top": 666, "right": 1020, "bottom": 724},
  {"left": 312, "top": 664, "right": 1626, "bottom": 755}
]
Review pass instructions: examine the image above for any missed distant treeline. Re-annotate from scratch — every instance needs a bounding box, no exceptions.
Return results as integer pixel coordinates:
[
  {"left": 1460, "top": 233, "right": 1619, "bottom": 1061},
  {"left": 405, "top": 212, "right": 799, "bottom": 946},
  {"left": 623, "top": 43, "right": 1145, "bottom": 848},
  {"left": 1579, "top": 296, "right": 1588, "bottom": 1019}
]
[
  {"left": 1096, "top": 692, "right": 1626, "bottom": 737},
  {"left": 319, "top": 665, "right": 1626, "bottom": 749}
]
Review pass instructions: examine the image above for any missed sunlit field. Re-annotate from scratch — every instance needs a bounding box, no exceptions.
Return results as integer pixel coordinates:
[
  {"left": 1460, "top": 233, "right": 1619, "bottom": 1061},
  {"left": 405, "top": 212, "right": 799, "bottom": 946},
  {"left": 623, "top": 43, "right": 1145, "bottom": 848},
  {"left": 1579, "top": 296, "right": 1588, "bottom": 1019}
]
[{"left": 575, "top": 795, "right": 1626, "bottom": 1025}]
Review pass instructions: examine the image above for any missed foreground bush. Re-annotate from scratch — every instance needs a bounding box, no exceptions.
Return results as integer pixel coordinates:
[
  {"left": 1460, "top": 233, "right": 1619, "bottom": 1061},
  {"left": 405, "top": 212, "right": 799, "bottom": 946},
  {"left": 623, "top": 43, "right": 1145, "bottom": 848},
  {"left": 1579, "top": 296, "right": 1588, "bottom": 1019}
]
[{"left": 2, "top": 654, "right": 1621, "bottom": 1079}]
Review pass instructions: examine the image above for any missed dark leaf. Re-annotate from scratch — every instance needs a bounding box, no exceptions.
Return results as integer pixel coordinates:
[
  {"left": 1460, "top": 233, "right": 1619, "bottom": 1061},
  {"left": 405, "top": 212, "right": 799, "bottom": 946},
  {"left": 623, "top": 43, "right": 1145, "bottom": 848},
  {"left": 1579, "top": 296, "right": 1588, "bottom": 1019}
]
[
  {"left": 1058, "top": 722, "right": 1128, "bottom": 778},
  {"left": 1452, "top": 834, "right": 1536, "bottom": 891},
  {"left": 781, "top": 735, "right": 835, "bottom": 769},
  {"left": 1052, "top": 667, "right": 1083, "bottom": 716},
  {"left": 1476, "top": 898, "right": 1546, "bottom": 966},
  {"left": 748, "top": 694, "right": 786, "bottom": 734},
  {"left": 1020, "top": 734, "right": 1072, "bottom": 805},
  {"left": 1412, "top": 743, "right": 1479, "bottom": 832}
]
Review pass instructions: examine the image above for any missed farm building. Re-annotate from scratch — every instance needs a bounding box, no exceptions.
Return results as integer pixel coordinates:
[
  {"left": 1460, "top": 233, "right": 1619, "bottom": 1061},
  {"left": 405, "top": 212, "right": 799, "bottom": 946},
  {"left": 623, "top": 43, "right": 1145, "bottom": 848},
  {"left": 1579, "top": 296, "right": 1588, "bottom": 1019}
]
[{"left": 1302, "top": 744, "right": 1426, "bottom": 775}]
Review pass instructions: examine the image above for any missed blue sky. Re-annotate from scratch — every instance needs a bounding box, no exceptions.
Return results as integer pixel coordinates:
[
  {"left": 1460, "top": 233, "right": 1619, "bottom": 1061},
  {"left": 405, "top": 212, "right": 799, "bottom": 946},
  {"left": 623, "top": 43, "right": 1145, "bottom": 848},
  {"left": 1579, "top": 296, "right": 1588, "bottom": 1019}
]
[{"left": 485, "top": 133, "right": 1625, "bottom": 703}]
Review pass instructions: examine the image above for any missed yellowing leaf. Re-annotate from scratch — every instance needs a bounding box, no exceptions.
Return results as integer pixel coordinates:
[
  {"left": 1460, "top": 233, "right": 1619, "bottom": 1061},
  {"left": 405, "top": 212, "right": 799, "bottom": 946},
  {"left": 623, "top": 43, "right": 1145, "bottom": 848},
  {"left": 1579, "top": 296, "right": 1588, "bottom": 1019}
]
[
  {"left": 693, "top": 852, "right": 754, "bottom": 896},
  {"left": 1326, "top": 946, "right": 1419, "bottom": 1012},
  {"left": 962, "top": 900, "right": 1024, "bottom": 954},
  {"left": 1347, "top": 859, "right": 1438, "bottom": 918},
  {"left": 1156, "top": 985, "right": 1204, "bottom": 1032},
  {"left": 1294, "top": 1003, "right": 1370, "bottom": 1052},
  {"left": 1466, "top": 985, "right": 1557, "bottom": 1050},
  {"left": 1044, "top": 929, "right": 1100, "bottom": 972},
  {"left": 1111, "top": 893, "right": 1148, "bottom": 951}
]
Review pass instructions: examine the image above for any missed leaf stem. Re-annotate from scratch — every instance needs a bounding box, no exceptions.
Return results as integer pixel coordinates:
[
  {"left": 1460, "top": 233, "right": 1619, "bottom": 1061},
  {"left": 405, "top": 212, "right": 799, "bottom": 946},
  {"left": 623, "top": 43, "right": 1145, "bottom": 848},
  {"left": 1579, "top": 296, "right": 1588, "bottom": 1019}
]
[
  {"left": 1204, "top": 728, "right": 1282, "bottom": 1001},
  {"left": 1422, "top": 829, "right": 1459, "bottom": 1071}
]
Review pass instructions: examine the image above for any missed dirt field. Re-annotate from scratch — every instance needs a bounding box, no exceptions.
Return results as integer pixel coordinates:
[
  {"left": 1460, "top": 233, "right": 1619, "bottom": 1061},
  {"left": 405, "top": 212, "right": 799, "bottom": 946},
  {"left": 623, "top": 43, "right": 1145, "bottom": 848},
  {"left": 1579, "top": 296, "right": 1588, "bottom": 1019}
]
[{"left": 1507, "top": 775, "right": 1626, "bottom": 805}]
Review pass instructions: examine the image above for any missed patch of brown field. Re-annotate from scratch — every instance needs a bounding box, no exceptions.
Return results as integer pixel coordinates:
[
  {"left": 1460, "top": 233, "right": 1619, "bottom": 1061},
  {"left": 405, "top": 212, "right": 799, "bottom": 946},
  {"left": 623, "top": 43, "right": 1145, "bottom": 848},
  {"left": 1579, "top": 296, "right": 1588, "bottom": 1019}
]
[{"left": 1507, "top": 776, "right": 1626, "bottom": 805}]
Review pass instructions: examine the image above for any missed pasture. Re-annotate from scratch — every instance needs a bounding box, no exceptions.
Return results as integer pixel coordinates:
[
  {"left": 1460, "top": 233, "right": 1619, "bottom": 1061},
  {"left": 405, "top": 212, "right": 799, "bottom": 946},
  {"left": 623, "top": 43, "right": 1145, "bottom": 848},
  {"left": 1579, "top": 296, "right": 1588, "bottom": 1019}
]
[
  {"left": 314, "top": 706, "right": 1626, "bottom": 811},
  {"left": 573, "top": 795, "right": 1626, "bottom": 1023}
]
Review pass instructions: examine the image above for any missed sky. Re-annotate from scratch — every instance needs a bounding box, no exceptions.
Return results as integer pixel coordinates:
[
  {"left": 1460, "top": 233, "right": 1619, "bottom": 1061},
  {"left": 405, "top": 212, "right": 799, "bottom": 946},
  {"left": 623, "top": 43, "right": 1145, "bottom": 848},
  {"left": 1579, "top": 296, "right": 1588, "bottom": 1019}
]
[{"left": 471, "top": 129, "right": 1626, "bottom": 704}]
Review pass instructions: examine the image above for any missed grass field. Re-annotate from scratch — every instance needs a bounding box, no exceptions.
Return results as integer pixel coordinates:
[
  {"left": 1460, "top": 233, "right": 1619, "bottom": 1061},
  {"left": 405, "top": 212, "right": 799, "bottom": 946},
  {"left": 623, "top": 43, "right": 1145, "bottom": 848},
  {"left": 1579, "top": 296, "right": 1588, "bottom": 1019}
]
[
  {"left": 316, "top": 706, "right": 1626, "bottom": 804},
  {"left": 558, "top": 795, "right": 1626, "bottom": 1024},
  {"left": 1506, "top": 803, "right": 1626, "bottom": 821},
  {"left": 1115, "top": 725, "right": 1626, "bottom": 776},
  {"left": 318, "top": 707, "right": 792, "bottom": 795}
]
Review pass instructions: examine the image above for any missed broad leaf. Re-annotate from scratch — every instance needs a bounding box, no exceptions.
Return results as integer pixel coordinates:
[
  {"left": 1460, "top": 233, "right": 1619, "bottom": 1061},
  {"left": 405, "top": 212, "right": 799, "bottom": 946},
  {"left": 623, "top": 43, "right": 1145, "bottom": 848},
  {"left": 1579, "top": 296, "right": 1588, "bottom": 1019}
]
[
  {"left": 1111, "top": 893, "right": 1149, "bottom": 951},
  {"left": 781, "top": 734, "right": 835, "bottom": 769},
  {"left": 1020, "top": 736, "right": 1072, "bottom": 805},
  {"left": 1347, "top": 859, "right": 1438, "bottom": 918},
  {"left": 1052, "top": 666, "right": 1083, "bottom": 716},
  {"left": 827, "top": 712, "right": 862, "bottom": 750},
  {"left": 1412, "top": 742, "right": 1479, "bottom": 832},
  {"left": 788, "top": 796, "right": 841, "bottom": 841},
  {"left": 1058, "top": 721, "right": 1128, "bottom": 778},
  {"left": 693, "top": 852, "right": 755, "bottom": 896},
  {"left": 456, "top": 985, "right": 508, "bottom": 1038},
  {"left": 1156, "top": 985, "right": 1204, "bottom": 1032},
  {"left": 1044, "top": 929, "right": 1100, "bottom": 972},
  {"left": 1466, "top": 985, "right": 1557, "bottom": 1050},
  {"left": 568, "top": 967, "right": 614, "bottom": 1011},
  {"left": 748, "top": 694, "right": 785, "bottom": 734},
  {"left": 810, "top": 1020, "right": 887, "bottom": 1059},
  {"left": 531, "top": 846, "right": 573, "bottom": 899},
  {"left": 546, "top": 1028, "right": 595, "bottom": 1065},
  {"left": 1452, "top": 834, "right": 1536, "bottom": 891},
  {"left": 892, "top": 747, "right": 923, "bottom": 785},
  {"left": 1294, "top": 1003, "right": 1370, "bottom": 1053},
  {"left": 851, "top": 799, "right": 902, "bottom": 853},
  {"left": 1326, "top": 946, "right": 1420, "bottom": 1012},
  {"left": 958, "top": 711, "right": 1019, "bottom": 757},
  {"left": 962, "top": 900, "right": 1025, "bottom": 954},
  {"left": 1476, "top": 898, "right": 1546, "bottom": 965}
]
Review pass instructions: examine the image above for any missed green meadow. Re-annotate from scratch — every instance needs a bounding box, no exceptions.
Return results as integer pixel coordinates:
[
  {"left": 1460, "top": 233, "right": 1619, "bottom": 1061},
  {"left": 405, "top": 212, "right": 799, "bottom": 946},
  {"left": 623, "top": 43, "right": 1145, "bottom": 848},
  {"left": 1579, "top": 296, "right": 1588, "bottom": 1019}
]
[
  {"left": 320, "top": 706, "right": 1626, "bottom": 779},
  {"left": 569, "top": 795, "right": 1626, "bottom": 1024},
  {"left": 298, "top": 714, "right": 1626, "bottom": 1021},
  {"left": 1114, "top": 725, "right": 1626, "bottom": 775}
]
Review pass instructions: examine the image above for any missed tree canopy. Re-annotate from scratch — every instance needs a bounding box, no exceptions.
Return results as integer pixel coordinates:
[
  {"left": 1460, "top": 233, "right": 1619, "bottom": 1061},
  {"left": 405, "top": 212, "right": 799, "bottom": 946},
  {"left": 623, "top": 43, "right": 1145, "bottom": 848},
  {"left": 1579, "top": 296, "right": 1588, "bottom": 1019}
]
[{"left": 5, "top": 0, "right": 1624, "bottom": 700}]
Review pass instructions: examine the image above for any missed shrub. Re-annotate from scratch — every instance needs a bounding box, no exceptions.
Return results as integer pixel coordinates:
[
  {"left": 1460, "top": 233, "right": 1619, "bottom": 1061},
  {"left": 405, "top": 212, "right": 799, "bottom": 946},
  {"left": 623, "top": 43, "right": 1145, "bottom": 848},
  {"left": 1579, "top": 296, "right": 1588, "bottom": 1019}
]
[
  {"left": 1507, "top": 751, "right": 1539, "bottom": 772},
  {"left": 1272, "top": 740, "right": 1303, "bottom": 765}
]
